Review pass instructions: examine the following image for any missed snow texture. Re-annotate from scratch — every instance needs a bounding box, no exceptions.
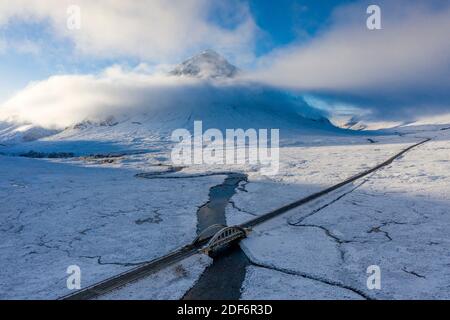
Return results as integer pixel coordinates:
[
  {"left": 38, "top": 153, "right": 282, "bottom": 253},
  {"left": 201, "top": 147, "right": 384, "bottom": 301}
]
[{"left": 97, "top": 254, "right": 212, "bottom": 300}]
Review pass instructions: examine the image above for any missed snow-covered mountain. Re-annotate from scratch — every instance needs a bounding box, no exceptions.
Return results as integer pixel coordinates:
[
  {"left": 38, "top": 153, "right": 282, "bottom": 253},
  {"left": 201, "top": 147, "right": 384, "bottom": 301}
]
[
  {"left": 169, "top": 49, "right": 239, "bottom": 79},
  {"left": 0, "top": 50, "right": 350, "bottom": 155}
]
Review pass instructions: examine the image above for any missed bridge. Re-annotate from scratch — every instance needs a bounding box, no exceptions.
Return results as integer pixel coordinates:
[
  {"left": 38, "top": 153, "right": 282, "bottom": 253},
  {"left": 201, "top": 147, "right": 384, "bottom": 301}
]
[
  {"left": 61, "top": 139, "right": 431, "bottom": 300},
  {"left": 197, "top": 225, "right": 251, "bottom": 255}
]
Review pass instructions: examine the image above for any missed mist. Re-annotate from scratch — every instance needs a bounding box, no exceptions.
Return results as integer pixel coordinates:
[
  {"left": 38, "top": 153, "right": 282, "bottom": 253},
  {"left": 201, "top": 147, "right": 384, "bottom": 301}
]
[{"left": 0, "top": 65, "right": 327, "bottom": 130}]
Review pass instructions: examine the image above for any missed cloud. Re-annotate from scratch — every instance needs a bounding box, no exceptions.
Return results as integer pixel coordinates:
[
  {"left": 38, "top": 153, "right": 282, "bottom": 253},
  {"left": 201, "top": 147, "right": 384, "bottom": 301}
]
[
  {"left": 0, "top": 39, "right": 41, "bottom": 55},
  {"left": 0, "top": 66, "right": 196, "bottom": 128},
  {"left": 1, "top": 0, "right": 449, "bottom": 123},
  {"left": 0, "top": 65, "right": 325, "bottom": 130},
  {"left": 249, "top": 0, "right": 450, "bottom": 120},
  {"left": 0, "top": 0, "right": 257, "bottom": 63}
]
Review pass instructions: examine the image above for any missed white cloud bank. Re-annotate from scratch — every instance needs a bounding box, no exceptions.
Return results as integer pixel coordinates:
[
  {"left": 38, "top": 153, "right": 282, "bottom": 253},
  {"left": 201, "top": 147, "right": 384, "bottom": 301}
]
[
  {"left": 0, "top": 0, "right": 257, "bottom": 63},
  {"left": 250, "top": 1, "right": 450, "bottom": 92},
  {"left": 0, "top": 67, "right": 198, "bottom": 128},
  {"left": 0, "top": 65, "right": 326, "bottom": 130},
  {"left": 1, "top": 0, "right": 449, "bottom": 124},
  {"left": 248, "top": 0, "right": 450, "bottom": 120}
]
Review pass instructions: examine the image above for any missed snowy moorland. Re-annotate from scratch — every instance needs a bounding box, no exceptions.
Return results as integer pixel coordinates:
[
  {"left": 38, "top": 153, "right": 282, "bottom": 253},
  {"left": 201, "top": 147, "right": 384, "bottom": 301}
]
[
  {"left": 0, "top": 51, "right": 449, "bottom": 300},
  {"left": 238, "top": 129, "right": 450, "bottom": 300},
  {"left": 1, "top": 125, "right": 449, "bottom": 299}
]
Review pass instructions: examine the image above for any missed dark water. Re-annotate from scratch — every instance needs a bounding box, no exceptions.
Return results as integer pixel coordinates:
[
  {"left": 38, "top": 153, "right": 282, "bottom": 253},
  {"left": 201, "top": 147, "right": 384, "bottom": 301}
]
[
  {"left": 196, "top": 173, "right": 247, "bottom": 234},
  {"left": 183, "top": 244, "right": 249, "bottom": 300},
  {"left": 184, "top": 172, "right": 250, "bottom": 300}
]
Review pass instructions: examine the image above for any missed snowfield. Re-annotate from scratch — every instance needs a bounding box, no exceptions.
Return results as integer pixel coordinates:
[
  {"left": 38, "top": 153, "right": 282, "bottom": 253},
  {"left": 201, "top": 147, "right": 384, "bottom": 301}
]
[
  {"left": 238, "top": 130, "right": 450, "bottom": 299},
  {"left": 1, "top": 126, "right": 448, "bottom": 299},
  {"left": 96, "top": 254, "right": 212, "bottom": 300},
  {"left": 0, "top": 51, "right": 449, "bottom": 300},
  {"left": 0, "top": 155, "right": 222, "bottom": 299}
]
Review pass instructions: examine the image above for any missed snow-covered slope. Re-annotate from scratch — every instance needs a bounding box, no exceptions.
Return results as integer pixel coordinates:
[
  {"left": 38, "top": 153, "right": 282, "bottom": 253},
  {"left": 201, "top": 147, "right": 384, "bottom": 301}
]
[
  {"left": 337, "top": 113, "right": 450, "bottom": 132},
  {"left": 0, "top": 87, "right": 343, "bottom": 155},
  {"left": 0, "top": 50, "right": 352, "bottom": 155},
  {"left": 0, "top": 122, "right": 59, "bottom": 144},
  {"left": 170, "top": 49, "right": 238, "bottom": 79}
]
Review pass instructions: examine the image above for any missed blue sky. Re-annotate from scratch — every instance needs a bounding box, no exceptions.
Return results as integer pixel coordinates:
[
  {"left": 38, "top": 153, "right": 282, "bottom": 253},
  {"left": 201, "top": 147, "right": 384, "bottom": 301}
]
[
  {"left": 0, "top": 0, "right": 449, "bottom": 121},
  {"left": 248, "top": 0, "right": 355, "bottom": 54},
  {"left": 0, "top": 0, "right": 356, "bottom": 102}
]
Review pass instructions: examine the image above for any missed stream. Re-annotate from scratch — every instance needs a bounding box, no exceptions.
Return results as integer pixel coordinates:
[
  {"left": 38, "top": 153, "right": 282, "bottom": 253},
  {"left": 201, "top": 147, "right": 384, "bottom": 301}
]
[{"left": 184, "top": 172, "right": 251, "bottom": 300}]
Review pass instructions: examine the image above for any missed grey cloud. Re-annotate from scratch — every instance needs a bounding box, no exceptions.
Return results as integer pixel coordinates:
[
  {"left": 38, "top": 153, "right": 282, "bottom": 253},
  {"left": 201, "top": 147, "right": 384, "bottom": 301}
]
[{"left": 248, "top": 0, "right": 450, "bottom": 121}]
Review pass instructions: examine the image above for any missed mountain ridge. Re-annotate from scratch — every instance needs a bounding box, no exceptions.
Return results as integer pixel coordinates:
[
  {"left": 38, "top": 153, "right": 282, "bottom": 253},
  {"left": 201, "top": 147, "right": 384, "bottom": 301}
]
[{"left": 170, "top": 49, "right": 239, "bottom": 79}]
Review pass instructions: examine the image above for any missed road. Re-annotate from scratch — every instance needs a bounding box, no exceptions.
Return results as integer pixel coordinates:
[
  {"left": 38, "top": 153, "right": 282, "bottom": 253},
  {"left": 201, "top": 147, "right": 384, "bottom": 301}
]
[{"left": 60, "top": 138, "right": 430, "bottom": 300}]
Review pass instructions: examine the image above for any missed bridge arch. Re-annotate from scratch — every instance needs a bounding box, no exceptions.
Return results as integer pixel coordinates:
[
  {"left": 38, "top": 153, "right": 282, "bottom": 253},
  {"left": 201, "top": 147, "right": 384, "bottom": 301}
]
[
  {"left": 191, "top": 224, "right": 227, "bottom": 246},
  {"left": 201, "top": 226, "right": 250, "bottom": 255}
]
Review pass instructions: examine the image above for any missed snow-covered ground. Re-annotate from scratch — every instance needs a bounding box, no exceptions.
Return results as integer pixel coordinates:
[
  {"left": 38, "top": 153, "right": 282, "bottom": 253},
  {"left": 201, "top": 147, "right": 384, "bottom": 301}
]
[
  {"left": 1, "top": 124, "right": 448, "bottom": 299},
  {"left": 0, "top": 154, "right": 223, "bottom": 299},
  {"left": 226, "top": 137, "right": 415, "bottom": 225},
  {"left": 1, "top": 46, "right": 449, "bottom": 300},
  {"left": 238, "top": 129, "right": 450, "bottom": 299},
  {"left": 97, "top": 254, "right": 212, "bottom": 300}
]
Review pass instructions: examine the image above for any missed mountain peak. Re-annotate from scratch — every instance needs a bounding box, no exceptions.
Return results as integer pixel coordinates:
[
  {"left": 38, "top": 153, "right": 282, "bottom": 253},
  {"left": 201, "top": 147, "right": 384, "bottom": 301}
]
[{"left": 170, "top": 50, "right": 238, "bottom": 79}]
